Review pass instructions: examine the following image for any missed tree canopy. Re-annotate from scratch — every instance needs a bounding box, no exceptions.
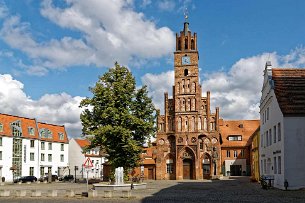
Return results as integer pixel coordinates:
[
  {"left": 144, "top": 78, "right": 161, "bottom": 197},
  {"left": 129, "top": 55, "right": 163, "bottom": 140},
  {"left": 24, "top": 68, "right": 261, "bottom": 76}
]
[{"left": 80, "top": 62, "right": 156, "bottom": 169}]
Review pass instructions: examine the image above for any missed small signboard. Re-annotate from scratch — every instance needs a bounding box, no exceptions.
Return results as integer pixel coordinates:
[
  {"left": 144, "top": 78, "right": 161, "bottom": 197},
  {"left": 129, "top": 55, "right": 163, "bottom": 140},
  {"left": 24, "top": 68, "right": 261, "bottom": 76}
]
[{"left": 83, "top": 157, "right": 93, "bottom": 168}]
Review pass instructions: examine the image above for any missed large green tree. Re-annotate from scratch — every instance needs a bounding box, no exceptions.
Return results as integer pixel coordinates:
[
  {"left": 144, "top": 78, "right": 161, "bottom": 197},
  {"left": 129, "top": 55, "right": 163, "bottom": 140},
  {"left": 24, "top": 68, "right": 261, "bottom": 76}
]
[{"left": 80, "top": 62, "right": 156, "bottom": 169}]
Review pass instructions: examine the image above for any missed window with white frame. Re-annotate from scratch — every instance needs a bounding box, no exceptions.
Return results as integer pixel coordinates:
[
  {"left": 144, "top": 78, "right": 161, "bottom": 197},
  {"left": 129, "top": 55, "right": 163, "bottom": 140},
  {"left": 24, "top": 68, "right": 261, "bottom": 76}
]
[
  {"left": 233, "top": 150, "right": 238, "bottom": 158},
  {"left": 60, "top": 154, "right": 64, "bottom": 162},
  {"left": 278, "top": 156, "right": 281, "bottom": 174},
  {"left": 30, "top": 140, "right": 34, "bottom": 148},
  {"left": 261, "top": 133, "right": 263, "bottom": 147},
  {"left": 278, "top": 123, "right": 281, "bottom": 141},
  {"left": 60, "top": 144, "right": 64, "bottom": 151},
  {"left": 166, "top": 159, "right": 173, "bottom": 173},
  {"left": 266, "top": 131, "right": 269, "bottom": 146},
  {"left": 58, "top": 132, "right": 64, "bottom": 140},
  {"left": 11, "top": 120, "right": 22, "bottom": 137},
  {"left": 226, "top": 150, "right": 230, "bottom": 157},
  {"left": 0, "top": 137, "right": 2, "bottom": 146},
  {"left": 0, "top": 151, "right": 2, "bottom": 160},
  {"left": 41, "top": 153, "right": 45, "bottom": 161},
  {"left": 39, "top": 128, "right": 53, "bottom": 139},
  {"left": 48, "top": 154, "right": 52, "bottom": 162},
  {"left": 228, "top": 135, "right": 242, "bottom": 141},
  {"left": 273, "top": 125, "right": 276, "bottom": 143},
  {"left": 264, "top": 159, "right": 267, "bottom": 174},
  {"left": 30, "top": 152, "right": 35, "bottom": 161},
  {"left": 0, "top": 123, "right": 3, "bottom": 132},
  {"left": 269, "top": 129, "right": 272, "bottom": 146},
  {"left": 48, "top": 143, "right": 52, "bottom": 150},
  {"left": 41, "top": 142, "right": 45, "bottom": 150},
  {"left": 29, "top": 167, "right": 34, "bottom": 176},
  {"left": 274, "top": 157, "right": 277, "bottom": 174},
  {"left": 267, "top": 107, "right": 269, "bottom": 120},
  {"left": 28, "top": 127, "right": 35, "bottom": 136}
]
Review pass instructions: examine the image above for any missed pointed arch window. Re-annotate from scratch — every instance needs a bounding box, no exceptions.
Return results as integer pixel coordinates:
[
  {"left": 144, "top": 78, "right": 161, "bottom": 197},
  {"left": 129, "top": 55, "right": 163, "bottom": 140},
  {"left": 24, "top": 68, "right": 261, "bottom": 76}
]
[
  {"left": 191, "top": 39, "right": 195, "bottom": 50},
  {"left": 185, "top": 38, "right": 188, "bottom": 49},
  {"left": 178, "top": 117, "right": 182, "bottom": 132},
  {"left": 192, "top": 82, "right": 196, "bottom": 93},
  {"left": 192, "top": 116, "right": 195, "bottom": 131},
  {"left": 198, "top": 117, "right": 202, "bottom": 130},
  {"left": 184, "top": 69, "right": 189, "bottom": 76},
  {"left": 178, "top": 39, "right": 181, "bottom": 50}
]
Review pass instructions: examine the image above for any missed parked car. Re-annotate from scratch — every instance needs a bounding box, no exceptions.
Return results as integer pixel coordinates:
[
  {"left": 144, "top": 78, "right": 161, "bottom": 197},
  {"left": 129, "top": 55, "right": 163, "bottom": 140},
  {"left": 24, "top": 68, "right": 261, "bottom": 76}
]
[
  {"left": 59, "top": 175, "right": 74, "bottom": 181},
  {"left": 14, "top": 176, "right": 37, "bottom": 183},
  {"left": 38, "top": 175, "right": 58, "bottom": 182}
]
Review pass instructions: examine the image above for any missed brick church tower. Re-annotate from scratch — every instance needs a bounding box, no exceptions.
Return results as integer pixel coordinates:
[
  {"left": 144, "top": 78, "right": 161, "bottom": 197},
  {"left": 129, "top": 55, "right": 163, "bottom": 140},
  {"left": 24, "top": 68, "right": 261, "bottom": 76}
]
[{"left": 155, "top": 19, "right": 222, "bottom": 180}]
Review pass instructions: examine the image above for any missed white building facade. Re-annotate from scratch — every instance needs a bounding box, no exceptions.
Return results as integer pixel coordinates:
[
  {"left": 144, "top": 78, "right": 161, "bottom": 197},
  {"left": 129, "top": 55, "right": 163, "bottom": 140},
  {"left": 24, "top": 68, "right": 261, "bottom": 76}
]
[
  {"left": 69, "top": 138, "right": 105, "bottom": 179},
  {"left": 260, "top": 62, "right": 305, "bottom": 190},
  {"left": 0, "top": 113, "right": 69, "bottom": 182}
]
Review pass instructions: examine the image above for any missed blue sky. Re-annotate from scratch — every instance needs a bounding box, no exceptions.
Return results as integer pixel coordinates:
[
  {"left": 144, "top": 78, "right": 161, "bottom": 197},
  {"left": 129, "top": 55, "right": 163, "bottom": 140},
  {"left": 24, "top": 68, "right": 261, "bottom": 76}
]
[{"left": 1, "top": 0, "right": 305, "bottom": 137}]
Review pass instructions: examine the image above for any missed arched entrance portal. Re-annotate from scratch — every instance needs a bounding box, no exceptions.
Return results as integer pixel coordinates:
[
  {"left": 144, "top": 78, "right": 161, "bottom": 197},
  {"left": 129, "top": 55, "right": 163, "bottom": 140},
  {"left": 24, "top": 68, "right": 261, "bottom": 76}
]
[
  {"left": 202, "top": 153, "right": 211, "bottom": 179},
  {"left": 183, "top": 159, "right": 193, "bottom": 179}
]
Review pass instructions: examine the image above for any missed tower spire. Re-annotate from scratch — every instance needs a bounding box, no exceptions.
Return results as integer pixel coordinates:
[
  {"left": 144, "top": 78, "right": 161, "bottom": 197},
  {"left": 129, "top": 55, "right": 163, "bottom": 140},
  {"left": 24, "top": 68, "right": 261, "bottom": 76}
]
[{"left": 184, "top": 8, "right": 189, "bottom": 23}]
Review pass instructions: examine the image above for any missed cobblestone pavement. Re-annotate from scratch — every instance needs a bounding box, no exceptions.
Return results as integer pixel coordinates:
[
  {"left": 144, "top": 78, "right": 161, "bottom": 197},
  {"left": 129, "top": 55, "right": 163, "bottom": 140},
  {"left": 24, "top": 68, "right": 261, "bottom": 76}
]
[{"left": 1, "top": 177, "right": 305, "bottom": 202}]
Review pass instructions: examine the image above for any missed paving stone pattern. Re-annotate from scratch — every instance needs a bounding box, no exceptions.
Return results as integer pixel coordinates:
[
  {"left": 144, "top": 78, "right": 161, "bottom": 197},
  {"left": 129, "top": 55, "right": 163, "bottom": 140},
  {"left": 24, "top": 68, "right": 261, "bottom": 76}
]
[{"left": 1, "top": 177, "right": 305, "bottom": 202}]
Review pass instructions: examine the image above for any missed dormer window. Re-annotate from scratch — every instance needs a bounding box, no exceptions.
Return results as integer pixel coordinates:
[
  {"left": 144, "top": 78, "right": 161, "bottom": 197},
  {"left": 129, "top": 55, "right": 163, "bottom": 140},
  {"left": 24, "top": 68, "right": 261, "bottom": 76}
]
[
  {"left": 11, "top": 120, "right": 22, "bottom": 137},
  {"left": 28, "top": 127, "right": 35, "bottom": 136},
  {"left": 0, "top": 123, "right": 3, "bottom": 132},
  {"left": 228, "top": 135, "right": 242, "bottom": 141},
  {"left": 58, "top": 132, "right": 64, "bottom": 140},
  {"left": 39, "top": 128, "right": 53, "bottom": 139}
]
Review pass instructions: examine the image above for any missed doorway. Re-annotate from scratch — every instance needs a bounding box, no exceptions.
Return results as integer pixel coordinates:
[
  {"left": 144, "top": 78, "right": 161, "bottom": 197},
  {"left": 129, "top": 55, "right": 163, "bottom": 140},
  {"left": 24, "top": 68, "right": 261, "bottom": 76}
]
[
  {"left": 183, "top": 159, "right": 193, "bottom": 179},
  {"left": 148, "top": 168, "right": 154, "bottom": 180},
  {"left": 230, "top": 165, "right": 242, "bottom": 176}
]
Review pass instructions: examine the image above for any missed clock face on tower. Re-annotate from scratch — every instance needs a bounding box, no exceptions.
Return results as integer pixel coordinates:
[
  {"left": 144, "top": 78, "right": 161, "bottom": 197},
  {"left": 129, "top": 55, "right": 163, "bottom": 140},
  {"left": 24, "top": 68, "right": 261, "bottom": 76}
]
[{"left": 181, "top": 56, "right": 190, "bottom": 65}]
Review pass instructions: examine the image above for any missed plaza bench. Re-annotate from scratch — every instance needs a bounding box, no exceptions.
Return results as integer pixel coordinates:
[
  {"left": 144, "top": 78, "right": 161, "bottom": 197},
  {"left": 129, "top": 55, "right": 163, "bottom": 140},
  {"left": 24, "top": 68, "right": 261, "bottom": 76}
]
[
  {"left": 31, "top": 190, "right": 41, "bottom": 197},
  {"left": 122, "top": 190, "right": 131, "bottom": 198},
  {"left": 48, "top": 189, "right": 58, "bottom": 197}
]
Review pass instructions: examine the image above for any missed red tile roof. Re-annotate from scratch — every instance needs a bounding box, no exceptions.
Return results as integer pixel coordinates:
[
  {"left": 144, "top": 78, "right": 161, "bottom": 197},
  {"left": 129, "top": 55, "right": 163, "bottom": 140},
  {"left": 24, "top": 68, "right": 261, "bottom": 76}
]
[
  {"left": 272, "top": 68, "right": 305, "bottom": 115},
  {"left": 38, "top": 122, "right": 68, "bottom": 143},
  {"left": 0, "top": 113, "right": 39, "bottom": 139},
  {"left": 220, "top": 120, "right": 260, "bottom": 147},
  {"left": 75, "top": 139, "right": 90, "bottom": 148},
  {"left": 0, "top": 113, "right": 68, "bottom": 143}
]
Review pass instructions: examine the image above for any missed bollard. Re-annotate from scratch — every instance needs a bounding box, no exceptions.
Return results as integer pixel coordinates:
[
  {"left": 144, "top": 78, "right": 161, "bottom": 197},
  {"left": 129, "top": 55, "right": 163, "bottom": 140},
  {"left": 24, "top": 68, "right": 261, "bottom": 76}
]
[
  {"left": 122, "top": 190, "right": 131, "bottom": 198},
  {"left": 0, "top": 190, "right": 10, "bottom": 197},
  {"left": 31, "top": 190, "right": 41, "bottom": 197},
  {"left": 48, "top": 190, "right": 58, "bottom": 197},
  {"left": 88, "top": 190, "right": 98, "bottom": 197},
  {"left": 66, "top": 189, "right": 75, "bottom": 197},
  {"left": 16, "top": 190, "right": 27, "bottom": 197},
  {"left": 104, "top": 190, "right": 113, "bottom": 198}
]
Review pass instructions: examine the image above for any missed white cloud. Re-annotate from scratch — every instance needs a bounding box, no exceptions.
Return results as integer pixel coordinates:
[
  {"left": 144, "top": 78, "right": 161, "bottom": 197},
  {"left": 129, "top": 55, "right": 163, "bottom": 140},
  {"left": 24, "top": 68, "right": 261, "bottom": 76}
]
[
  {"left": 0, "top": 74, "right": 84, "bottom": 138},
  {"left": 158, "top": 0, "right": 175, "bottom": 11},
  {"left": 141, "top": 70, "right": 174, "bottom": 112},
  {"left": 141, "top": 0, "right": 152, "bottom": 8},
  {"left": 142, "top": 48, "right": 305, "bottom": 120},
  {"left": 0, "top": 0, "right": 175, "bottom": 75},
  {"left": 0, "top": 0, "right": 8, "bottom": 19}
]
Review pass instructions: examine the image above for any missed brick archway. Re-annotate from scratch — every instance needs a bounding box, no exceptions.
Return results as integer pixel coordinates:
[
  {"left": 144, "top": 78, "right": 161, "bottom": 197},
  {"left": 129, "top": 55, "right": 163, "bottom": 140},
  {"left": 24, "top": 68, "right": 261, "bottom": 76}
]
[{"left": 177, "top": 147, "right": 196, "bottom": 180}]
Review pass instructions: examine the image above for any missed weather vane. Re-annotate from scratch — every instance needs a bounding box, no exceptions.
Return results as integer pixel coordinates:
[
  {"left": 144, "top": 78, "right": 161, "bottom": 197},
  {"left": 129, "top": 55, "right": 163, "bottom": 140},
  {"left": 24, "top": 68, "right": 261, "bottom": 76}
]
[{"left": 184, "top": 8, "right": 188, "bottom": 22}]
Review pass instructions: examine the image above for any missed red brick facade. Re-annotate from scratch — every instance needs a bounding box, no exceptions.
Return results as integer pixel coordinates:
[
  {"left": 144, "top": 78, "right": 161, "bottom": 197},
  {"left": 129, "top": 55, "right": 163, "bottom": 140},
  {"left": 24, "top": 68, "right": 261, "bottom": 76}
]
[{"left": 155, "top": 22, "right": 222, "bottom": 180}]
